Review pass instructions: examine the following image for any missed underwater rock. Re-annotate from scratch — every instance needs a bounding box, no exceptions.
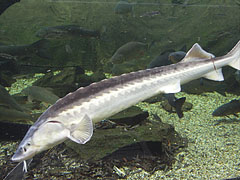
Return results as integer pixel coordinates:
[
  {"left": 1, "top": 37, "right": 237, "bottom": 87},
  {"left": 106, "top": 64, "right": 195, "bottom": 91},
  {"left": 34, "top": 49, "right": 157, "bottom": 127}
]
[
  {"left": 0, "top": 84, "right": 24, "bottom": 111},
  {"left": 33, "top": 67, "right": 82, "bottom": 97},
  {"left": 100, "top": 140, "right": 183, "bottom": 173},
  {"left": 65, "top": 116, "right": 186, "bottom": 161},
  {"left": 109, "top": 106, "right": 149, "bottom": 126},
  {"left": 33, "top": 68, "right": 106, "bottom": 97}
]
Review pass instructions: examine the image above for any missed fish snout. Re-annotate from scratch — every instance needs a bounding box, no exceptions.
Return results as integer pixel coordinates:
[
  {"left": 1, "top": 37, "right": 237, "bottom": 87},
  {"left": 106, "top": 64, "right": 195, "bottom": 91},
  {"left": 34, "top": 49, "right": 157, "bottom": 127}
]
[
  {"left": 11, "top": 147, "right": 33, "bottom": 162},
  {"left": 11, "top": 152, "right": 23, "bottom": 162}
]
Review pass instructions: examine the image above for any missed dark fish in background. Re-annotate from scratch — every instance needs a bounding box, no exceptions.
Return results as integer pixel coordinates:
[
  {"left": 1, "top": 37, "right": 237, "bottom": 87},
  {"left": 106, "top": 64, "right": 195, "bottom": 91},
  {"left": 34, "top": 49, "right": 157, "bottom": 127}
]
[
  {"left": 36, "top": 25, "right": 100, "bottom": 39},
  {"left": 0, "top": 0, "right": 20, "bottom": 15},
  {"left": 21, "top": 86, "right": 59, "bottom": 105},
  {"left": 0, "top": 107, "right": 33, "bottom": 124},
  {"left": 0, "top": 39, "right": 51, "bottom": 60},
  {"left": 168, "top": 51, "right": 186, "bottom": 63},
  {"left": 163, "top": 93, "right": 186, "bottom": 118},
  {"left": 114, "top": 0, "right": 135, "bottom": 17},
  {"left": 147, "top": 44, "right": 186, "bottom": 69},
  {"left": 3, "top": 158, "right": 32, "bottom": 180},
  {"left": 212, "top": 99, "right": 240, "bottom": 117},
  {"left": 0, "top": 84, "right": 24, "bottom": 111},
  {"left": 111, "top": 41, "right": 148, "bottom": 64},
  {"left": 147, "top": 49, "right": 175, "bottom": 69}
]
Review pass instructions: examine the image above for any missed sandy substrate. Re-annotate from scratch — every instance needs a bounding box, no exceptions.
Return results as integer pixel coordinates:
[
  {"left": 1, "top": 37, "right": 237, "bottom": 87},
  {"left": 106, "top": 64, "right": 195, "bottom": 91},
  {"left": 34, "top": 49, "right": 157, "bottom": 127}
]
[{"left": 126, "top": 91, "right": 240, "bottom": 180}]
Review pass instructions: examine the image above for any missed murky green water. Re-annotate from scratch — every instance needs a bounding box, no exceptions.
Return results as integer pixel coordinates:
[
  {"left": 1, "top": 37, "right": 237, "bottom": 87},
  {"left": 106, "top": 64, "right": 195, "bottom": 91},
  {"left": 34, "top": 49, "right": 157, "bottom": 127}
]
[{"left": 0, "top": 0, "right": 240, "bottom": 179}]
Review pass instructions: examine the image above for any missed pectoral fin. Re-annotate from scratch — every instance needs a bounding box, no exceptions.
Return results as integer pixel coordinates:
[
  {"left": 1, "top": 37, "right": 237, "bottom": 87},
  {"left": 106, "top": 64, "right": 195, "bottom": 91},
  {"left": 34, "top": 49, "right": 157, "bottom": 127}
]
[{"left": 68, "top": 115, "right": 93, "bottom": 144}]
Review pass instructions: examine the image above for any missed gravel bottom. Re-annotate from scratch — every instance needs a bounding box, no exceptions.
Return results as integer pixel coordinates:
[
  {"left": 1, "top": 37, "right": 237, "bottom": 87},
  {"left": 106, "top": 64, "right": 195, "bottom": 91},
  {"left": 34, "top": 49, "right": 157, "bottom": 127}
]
[
  {"left": 1, "top": 91, "right": 240, "bottom": 179},
  {"left": 126, "top": 91, "right": 240, "bottom": 180}
]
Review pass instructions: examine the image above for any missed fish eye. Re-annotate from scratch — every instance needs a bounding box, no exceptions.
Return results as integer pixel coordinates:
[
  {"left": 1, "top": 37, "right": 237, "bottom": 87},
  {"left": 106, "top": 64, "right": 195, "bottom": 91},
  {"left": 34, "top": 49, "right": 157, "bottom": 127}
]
[{"left": 26, "top": 142, "right": 31, "bottom": 146}]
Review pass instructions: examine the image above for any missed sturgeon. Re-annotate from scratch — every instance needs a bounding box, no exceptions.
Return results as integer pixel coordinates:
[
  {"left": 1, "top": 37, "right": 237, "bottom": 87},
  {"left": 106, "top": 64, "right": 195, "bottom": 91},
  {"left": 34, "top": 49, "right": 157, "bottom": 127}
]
[{"left": 11, "top": 41, "right": 240, "bottom": 168}]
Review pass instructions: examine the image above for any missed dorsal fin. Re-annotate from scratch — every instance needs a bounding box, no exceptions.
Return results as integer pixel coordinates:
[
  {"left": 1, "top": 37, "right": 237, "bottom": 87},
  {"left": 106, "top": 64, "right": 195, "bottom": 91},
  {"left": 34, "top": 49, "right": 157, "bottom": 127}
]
[{"left": 181, "top": 43, "right": 215, "bottom": 62}]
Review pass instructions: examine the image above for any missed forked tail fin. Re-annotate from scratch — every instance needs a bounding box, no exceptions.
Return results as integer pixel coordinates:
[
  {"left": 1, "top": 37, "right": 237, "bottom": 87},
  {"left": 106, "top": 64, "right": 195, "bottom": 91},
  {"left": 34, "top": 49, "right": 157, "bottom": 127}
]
[{"left": 227, "top": 40, "right": 240, "bottom": 70}]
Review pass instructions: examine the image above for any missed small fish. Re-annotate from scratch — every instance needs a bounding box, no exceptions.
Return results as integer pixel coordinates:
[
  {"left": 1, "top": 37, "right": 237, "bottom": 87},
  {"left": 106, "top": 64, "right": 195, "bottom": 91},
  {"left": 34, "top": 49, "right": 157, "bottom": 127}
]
[
  {"left": 163, "top": 93, "right": 186, "bottom": 118},
  {"left": 0, "top": 39, "right": 50, "bottom": 60},
  {"left": 21, "top": 86, "right": 59, "bottom": 105},
  {"left": 148, "top": 45, "right": 187, "bottom": 69},
  {"left": 36, "top": 25, "right": 100, "bottom": 39},
  {"left": 0, "top": 84, "right": 24, "bottom": 112},
  {"left": 111, "top": 41, "right": 148, "bottom": 64},
  {"left": 114, "top": 0, "right": 135, "bottom": 17},
  {"left": 140, "top": 11, "right": 161, "bottom": 18},
  {"left": 168, "top": 51, "right": 186, "bottom": 63},
  {"left": 212, "top": 99, "right": 240, "bottom": 117},
  {"left": 11, "top": 40, "right": 240, "bottom": 169},
  {"left": 171, "top": 0, "right": 189, "bottom": 5}
]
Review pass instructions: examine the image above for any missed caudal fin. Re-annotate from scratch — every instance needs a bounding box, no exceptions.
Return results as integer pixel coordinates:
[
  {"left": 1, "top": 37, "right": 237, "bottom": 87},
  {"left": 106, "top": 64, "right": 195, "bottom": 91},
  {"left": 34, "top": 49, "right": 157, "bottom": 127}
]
[{"left": 227, "top": 40, "right": 240, "bottom": 70}]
